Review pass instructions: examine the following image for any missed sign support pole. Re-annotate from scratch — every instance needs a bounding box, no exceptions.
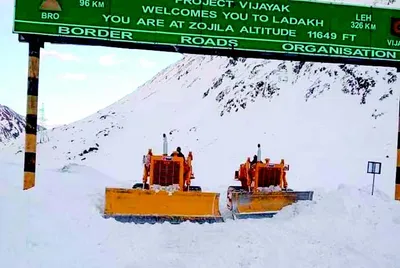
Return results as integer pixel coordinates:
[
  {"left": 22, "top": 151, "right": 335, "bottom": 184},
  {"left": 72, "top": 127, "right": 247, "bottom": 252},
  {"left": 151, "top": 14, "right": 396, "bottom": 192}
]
[
  {"left": 396, "top": 95, "right": 400, "bottom": 200},
  {"left": 396, "top": 66, "right": 400, "bottom": 200},
  {"left": 372, "top": 173, "right": 376, "bottom": 195},
  {"left": 367, "top": 161, "right": 381, "bottom": 196},
  {"left": 23, "top": 36, "right": 43, "bottom": 190}
]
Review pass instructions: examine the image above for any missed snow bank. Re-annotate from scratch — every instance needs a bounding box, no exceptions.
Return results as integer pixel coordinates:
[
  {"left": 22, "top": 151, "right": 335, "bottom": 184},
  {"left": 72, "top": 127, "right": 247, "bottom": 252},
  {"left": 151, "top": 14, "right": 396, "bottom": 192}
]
[{"left": 1, "top": 162, "right": 399, "bottom": 267}]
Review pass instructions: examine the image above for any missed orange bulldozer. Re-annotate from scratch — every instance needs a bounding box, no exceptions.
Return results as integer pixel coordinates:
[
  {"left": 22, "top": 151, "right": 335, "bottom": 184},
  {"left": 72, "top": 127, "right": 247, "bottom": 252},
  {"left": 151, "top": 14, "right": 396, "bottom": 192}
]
[
  {"left": 227, "top": 144, "right": 314, "bottom": 219},
  {"left": 103, "top": 134, "right": 223, "bottom": 224}
]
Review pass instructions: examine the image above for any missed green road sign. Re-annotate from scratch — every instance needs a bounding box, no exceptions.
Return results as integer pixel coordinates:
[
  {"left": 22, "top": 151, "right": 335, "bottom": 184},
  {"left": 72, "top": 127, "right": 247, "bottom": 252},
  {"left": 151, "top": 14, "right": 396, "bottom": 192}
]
[{"left": 13, "top": 0, "right": 400, "bottom": 62}]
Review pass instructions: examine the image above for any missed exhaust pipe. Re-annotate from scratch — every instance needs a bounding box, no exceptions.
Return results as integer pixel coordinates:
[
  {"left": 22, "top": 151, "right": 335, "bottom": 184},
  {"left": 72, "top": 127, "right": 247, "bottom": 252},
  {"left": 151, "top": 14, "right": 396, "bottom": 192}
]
[
  {"left": 257, "top": 143, "right": 261, "bottom": 162},
  {"left": 163, "top": 133, "right": 168, "bottom": 156}
]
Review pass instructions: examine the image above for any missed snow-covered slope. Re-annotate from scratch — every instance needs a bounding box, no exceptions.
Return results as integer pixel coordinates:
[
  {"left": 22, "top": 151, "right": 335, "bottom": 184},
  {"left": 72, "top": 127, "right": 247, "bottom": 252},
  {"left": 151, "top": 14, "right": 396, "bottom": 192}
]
[
  {"left": 1, "top": 55, "right": 398, "bottom": 196},
  {"left": 0, "top": 104, "right": 26, "bottom": 144},
  {"left": 0, "top": 104, "right": 46, "bottom": 145}
]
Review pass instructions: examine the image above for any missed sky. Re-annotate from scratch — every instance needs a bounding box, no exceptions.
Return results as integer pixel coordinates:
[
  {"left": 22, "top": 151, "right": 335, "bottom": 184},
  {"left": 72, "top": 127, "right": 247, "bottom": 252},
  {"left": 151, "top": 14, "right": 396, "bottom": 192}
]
[{"left": 0, "top": 0, "right": 182, "bottom": 127}]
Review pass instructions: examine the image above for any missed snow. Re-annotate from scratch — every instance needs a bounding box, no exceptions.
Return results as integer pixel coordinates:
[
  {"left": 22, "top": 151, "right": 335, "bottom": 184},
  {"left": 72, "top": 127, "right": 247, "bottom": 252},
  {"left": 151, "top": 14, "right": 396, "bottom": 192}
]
[
  {"left": 0, "top": 105, "right": 25, "bottom": 144},
  {"left": 1, "top": 162, "right": 400, "bottom": 267},
  {"left": 1, "top": 0, "right": 400, "bottom": 266},
  {"left": 2, "top": 56, "right": 398, "bottom": 195},
  {"left": 0, "top": 104, "right": 45, "bottom": 145}
]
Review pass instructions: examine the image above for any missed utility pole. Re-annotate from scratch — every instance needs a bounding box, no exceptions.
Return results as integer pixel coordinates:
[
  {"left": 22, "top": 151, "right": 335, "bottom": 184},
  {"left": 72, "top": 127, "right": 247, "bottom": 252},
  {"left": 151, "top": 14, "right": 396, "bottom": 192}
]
[{"left": 38, "top": 102, "right": 49, "bottom": 143}]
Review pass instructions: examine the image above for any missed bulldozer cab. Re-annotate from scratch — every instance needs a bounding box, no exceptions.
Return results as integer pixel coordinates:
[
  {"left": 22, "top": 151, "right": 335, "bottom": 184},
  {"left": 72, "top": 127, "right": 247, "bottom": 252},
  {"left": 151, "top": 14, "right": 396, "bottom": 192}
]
[
  {"left": 251, "top": 160, "right": 288, "bottom": 191},
  {"left": 141, "top": 150, "right": 194, "bottom": 191},
  {"left": 234, "top": 157, "right": 288, "bottom": 191},
  {"left": 149, "top": 155, "right": 185, "bottom": 189}
]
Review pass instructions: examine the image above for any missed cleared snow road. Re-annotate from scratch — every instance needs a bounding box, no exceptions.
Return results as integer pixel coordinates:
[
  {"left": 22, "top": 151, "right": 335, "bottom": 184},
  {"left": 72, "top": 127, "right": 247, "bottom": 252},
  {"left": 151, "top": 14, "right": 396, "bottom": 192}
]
[{"left": 1, "top": 162, "right": 399, "bottom": 268}]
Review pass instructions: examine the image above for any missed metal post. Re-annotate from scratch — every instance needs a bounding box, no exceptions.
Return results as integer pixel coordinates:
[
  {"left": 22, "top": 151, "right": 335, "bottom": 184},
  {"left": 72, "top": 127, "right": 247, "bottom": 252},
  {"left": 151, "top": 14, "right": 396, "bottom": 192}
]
[
  {"left": 395, "top": 66, "right": 400, "bottom": 200},
  {"left": 396, "top": 94, "right": 400, "bottom": 200},
  {"left": 23, "top": 38, "right": 42, "bottom": 190},
  {"left": 163, "top": 133, "right": 168, "bottom": 156},
  {"left": 372, "top": 173, "right": 375, "bottom": 195}
]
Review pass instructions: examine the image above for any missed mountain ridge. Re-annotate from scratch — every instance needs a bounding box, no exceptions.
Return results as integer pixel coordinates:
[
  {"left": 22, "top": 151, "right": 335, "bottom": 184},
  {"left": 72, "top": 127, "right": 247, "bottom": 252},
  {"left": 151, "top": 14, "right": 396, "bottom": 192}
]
[
  {"left": 0, "top": 104, "right": 46, "bottom": 145},
  {"left": 0, "top": 52, "right": 398, "bottom": 197},
  {"left": 0, "top": 104, "right": 26, "bottom": 144},
  {"left": 0, "top": 0, "right": 399, "bottom": 197}
]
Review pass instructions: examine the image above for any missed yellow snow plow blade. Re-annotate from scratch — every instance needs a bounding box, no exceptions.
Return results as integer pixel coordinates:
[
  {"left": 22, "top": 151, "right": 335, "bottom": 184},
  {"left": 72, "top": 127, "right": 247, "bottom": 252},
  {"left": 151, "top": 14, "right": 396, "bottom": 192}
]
[
  {"left": 231, "top": 191, "right": 314, "bottom": 219},
  {"left": 103, "top": 188, "right": 223, "bottom": 224}
]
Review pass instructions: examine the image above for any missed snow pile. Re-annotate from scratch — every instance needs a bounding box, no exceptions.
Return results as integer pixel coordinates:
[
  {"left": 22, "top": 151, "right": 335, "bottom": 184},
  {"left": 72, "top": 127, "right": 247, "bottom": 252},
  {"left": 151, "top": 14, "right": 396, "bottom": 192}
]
[
  {"left": 257, "top": 186, "right": 282, "bottom": 192},
  {"left": 151, "top": 184, "right": 181, "bottom": 194},
  {"left": 1, "top": 162, "right": 399, "bottom": 267}
]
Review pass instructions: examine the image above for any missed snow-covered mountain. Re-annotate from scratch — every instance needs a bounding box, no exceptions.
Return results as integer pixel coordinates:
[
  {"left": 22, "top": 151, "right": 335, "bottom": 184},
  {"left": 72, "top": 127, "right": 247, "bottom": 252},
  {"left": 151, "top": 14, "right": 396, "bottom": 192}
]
[
  {"left": 1, "top": 52, "right": 400, "bottom": 266},
  {"left": 0, "top": 104, "right": 46, "bottom": 145},
  {"left": 1, "top": 53, "right": 399, "bottom": 195},
  {"left": 1, "top": 0, "right": 400, "bottom": 266},
  {"left": 1, "top": 0, "right": 398, "bottom": 195},
  {"left": 0, "top": 104, "right": 26, "bottom": 144}
]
